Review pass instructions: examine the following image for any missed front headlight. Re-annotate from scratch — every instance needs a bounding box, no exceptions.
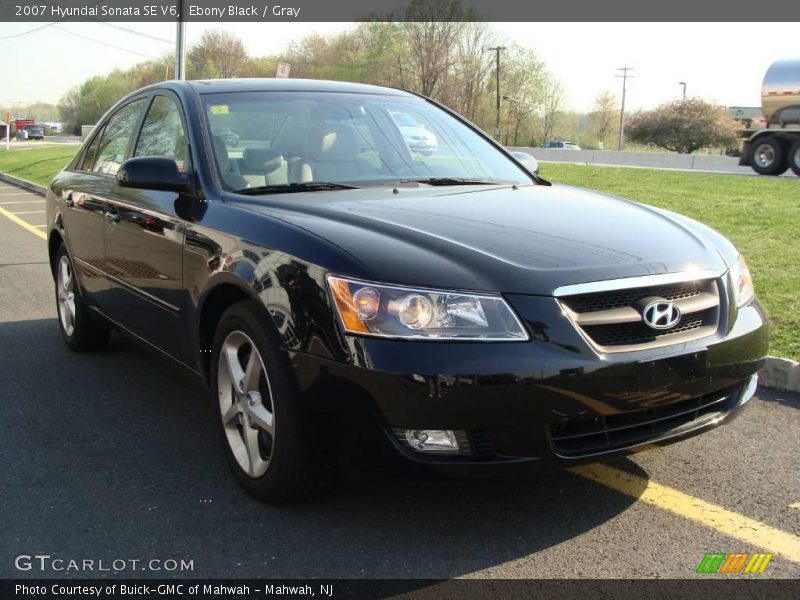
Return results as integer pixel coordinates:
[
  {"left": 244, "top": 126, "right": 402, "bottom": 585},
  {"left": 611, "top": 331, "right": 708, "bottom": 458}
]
[
  {"left": 327, "top": 276, "right": 528, "bottom": 341},
  {"left": 729, "top": 255, "right": 755, "bottom": 307}
]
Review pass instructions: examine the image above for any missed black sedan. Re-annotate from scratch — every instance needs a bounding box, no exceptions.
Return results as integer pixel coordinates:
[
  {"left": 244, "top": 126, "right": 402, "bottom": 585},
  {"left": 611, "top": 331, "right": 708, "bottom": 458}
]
[{"left": 45, "top": 79, "right": 768, "bottom": 503}]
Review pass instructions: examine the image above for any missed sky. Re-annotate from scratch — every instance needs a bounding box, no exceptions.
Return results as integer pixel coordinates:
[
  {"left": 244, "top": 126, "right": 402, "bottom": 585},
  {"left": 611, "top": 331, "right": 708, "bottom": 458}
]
[{"left": 2, "top": 21, "right": 798, "bottom": 114}]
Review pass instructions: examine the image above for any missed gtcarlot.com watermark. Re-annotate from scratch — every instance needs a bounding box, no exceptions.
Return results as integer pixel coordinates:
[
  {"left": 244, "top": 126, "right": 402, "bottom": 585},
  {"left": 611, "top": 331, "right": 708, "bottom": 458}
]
[{"left": 14, "top": 554, "right": 194, "bottom": 573}]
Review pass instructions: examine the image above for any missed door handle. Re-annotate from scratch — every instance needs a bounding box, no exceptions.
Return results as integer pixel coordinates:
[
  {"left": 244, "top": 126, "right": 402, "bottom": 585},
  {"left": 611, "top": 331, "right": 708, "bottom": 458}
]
[{"left": 105, "top": 211, "right": 120, "bottom": 224}]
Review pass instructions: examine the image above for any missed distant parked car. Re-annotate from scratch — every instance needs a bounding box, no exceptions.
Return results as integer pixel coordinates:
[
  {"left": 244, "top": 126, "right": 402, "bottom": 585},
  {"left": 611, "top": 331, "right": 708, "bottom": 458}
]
[
  {"left": 212, "top": 127, "right": 239, "bottom": 147},
  {"left": 542, "top": 140, "right": 581, "bottom": 150},
  {"left": 509, "top": 150, "right": 540, "bottom": 174},
  {"left": 389, "top": 110, "right": 438, "bottom": 155},
  {"left": 24, "top": 124, "right": 45, "bottom": 140}
]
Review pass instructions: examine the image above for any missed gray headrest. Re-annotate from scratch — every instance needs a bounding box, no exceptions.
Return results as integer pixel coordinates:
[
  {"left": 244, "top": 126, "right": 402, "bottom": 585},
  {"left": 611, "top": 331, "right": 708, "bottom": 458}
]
[
  {"left": 307, "top": 124, "right": 361, "bottom": 162},
  {"left": 211, "top": 135, "right": 230, "bottom": 171},
  {"left": 243, "top": 148, "right": 285, "bottom": 173}
]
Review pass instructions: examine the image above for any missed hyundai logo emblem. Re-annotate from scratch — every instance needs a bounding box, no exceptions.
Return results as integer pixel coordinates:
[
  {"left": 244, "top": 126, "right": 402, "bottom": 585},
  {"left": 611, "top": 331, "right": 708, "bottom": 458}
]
[{"left": 642, "top": 300, "right": 681, "bottom": 330}]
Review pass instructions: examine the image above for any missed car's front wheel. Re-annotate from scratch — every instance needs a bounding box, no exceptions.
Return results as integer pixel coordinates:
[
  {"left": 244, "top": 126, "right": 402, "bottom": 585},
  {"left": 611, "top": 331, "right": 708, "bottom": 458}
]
[
  {"left": 211, "top": 301, "right": 331, "bottom": 503},
  {"left": 54, "top": 243, "right": 110, "bottom": 351}
]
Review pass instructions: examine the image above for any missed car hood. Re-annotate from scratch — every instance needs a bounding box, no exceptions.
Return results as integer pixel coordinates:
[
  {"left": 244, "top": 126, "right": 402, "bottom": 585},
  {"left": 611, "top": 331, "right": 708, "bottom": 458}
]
[{"left": 233, "top": 183, "right": 730, "bottom": 295}]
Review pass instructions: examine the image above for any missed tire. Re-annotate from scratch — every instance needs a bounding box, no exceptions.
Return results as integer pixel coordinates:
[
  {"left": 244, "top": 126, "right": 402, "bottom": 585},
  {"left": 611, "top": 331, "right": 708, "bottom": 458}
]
[
  {"left": 749, "top": 136, "right": 788, "bottom": 175},
  {"left": 54, "top": 244, "right": 110, "bottom": 352},
  {"left": 789, "top": 139, "right": 800, "bottom": 177},
  {"left": 210, "top": 300, "right": 331, "bottom": 503}
]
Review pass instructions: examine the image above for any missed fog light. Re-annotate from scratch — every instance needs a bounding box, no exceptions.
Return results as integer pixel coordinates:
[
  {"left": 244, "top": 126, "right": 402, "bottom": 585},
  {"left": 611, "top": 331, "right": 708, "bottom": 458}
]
[{"left": 404, "top": 429, "right": 459, "bottom": 453}]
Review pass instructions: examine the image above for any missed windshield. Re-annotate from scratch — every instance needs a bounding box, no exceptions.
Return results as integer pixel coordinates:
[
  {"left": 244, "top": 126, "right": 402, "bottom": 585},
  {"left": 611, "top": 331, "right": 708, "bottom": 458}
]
[{"left": 201, "top": 91, "right": 532, "bottom": 192}]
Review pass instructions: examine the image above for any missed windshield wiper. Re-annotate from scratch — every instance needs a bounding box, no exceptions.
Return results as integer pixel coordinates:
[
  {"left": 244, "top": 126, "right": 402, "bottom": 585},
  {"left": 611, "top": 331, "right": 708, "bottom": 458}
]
[
  {"left": 233, "top": 182, "right": 361, "bottom": 195},
  {"left": 386, "top": 177, "right": 508, "bottom": 187}
]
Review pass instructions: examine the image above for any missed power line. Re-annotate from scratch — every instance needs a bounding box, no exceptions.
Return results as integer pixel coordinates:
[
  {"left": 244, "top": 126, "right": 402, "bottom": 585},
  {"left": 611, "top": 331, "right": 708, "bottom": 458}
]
[
  {"left": 0, "top": 0, "right": 104, "bottom": 43},
  {"left": 53, "top": 25, "right": 164, "bottom": 60},
  {"left": 96, "top": 22, "right": 173, "bottom": 45}
]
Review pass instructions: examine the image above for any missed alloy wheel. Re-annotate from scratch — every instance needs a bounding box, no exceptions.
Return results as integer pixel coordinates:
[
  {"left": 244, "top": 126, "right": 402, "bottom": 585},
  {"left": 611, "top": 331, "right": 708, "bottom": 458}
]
[
  {"left": 217, "top": 330, "right": 275, "bottom": 478},
  {"left": 57, "top": 255, "right": 76, "bottom": 337}
]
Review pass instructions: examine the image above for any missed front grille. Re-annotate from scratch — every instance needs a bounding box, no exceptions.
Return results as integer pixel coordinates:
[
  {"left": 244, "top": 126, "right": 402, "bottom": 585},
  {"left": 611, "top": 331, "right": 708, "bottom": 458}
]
[
  {"left": 583, "top": 313, "right": 709, "bottom": 347},
  {"left": 561, "top": 281, "right": 705, "bottom": 313},
  {"left": 558, "top": 276, "right": 721, "bottom": 352},
  {"left": 549, "top": 387, "right": 738, "bottom": 458}
]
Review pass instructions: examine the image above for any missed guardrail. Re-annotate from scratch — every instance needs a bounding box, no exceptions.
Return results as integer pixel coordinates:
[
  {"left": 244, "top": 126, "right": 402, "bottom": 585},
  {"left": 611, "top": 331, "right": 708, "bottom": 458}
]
[{"left": 509, "top": 147, "right": 754, "bottom": 174}]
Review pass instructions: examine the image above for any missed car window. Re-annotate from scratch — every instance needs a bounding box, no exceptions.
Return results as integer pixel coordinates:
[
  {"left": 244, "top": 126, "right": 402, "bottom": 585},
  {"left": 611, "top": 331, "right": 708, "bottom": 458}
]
[
  {"left": 135, "top": 95, "right": 188, "bottom": 171},
  {"left": 202, "top": 91, "right": 531, "bottom": 191},
  {"left": 80, "top": 127, "right": 104, "bottom": 171},
  {"left": 93, "top": 98, "right": 146, "bottom": 176}
]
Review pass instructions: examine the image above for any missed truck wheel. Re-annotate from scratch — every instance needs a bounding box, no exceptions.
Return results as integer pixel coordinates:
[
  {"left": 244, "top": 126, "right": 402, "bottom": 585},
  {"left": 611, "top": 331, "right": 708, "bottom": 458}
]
[
  {"left": 750, "top": 137, "right": 788, "bottom": 176},
  {"left": 789, "top": 140, "right": 800, "bottom": 177}
]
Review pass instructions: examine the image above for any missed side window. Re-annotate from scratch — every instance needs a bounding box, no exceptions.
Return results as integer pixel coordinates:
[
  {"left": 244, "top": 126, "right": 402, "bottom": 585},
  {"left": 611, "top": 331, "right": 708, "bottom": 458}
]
[
  {"left": 135, "top": 95, "right": 188, "bottom": 171},
  {"left": 80, "top": 127, "right": 103, "bottom": 171},
  {"left": 93, "top": 98, "right": 146, "bottom": 176}
]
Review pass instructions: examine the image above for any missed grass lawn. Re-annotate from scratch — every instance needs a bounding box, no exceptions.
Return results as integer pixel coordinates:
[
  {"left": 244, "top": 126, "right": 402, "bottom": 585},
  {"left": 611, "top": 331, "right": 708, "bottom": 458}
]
[
  {"left": 0, "top": 147, "right": 796, "bottom": 358},
  {"left": 0, "top": 146, "right": 78, "bottom": 187}
]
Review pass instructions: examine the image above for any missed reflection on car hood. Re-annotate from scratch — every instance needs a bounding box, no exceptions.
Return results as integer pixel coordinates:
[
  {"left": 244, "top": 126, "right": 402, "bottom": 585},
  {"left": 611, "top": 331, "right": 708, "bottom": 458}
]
[{"left": 234, "top": 183, "right": 729, "bottom": 295}]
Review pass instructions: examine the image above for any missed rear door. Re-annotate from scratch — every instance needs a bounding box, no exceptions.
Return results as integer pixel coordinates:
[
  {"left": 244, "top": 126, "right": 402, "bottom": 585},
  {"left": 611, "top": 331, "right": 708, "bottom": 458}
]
[
  {"left": 60, "top": 98, "right": 147, "bottom": 305},
  {"left": 101, "top": 92, "right": 193, "bottom": 364}
]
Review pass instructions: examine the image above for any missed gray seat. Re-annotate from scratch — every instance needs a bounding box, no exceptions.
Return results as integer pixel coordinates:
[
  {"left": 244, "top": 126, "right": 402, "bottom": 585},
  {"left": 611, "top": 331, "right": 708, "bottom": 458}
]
[
  {"left": 293, "top": 123, "right": 366, "bottom": 183},
  {"left": 241, "top": 148, "right": 288, "bottom": 186},
  {"left": 212, "top": 135, "right": 248, "bottom": 191}
]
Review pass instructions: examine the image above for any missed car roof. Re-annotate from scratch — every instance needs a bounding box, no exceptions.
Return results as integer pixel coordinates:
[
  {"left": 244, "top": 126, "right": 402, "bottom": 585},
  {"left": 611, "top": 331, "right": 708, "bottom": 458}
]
[{"left": 163, "top": 78, "right": 414, "bottom": 97}]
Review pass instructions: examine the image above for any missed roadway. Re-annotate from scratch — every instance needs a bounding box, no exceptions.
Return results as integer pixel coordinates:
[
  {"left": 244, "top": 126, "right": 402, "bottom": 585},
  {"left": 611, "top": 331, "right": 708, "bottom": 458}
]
[{"left": 0, "top": 181, "right": 798, "bottom": 580}]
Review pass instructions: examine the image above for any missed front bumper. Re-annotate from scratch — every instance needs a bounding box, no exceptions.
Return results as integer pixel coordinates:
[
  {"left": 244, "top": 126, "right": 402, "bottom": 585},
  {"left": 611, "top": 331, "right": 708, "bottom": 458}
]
[{"left": 292, "top": 297, "right": 768, "bottom": 476}]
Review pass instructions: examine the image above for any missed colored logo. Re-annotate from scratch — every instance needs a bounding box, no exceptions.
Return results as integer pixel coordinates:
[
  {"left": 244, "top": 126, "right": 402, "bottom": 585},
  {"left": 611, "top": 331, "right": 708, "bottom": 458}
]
[{"left": 696, "top": 552, "right": 773, "bottom": 574}]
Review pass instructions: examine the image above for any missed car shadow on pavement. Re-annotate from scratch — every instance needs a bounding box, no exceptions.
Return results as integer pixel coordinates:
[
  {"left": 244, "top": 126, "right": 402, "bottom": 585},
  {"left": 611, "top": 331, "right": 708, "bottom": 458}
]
[{"left": 0, "top": 318, "right": 648, "bottom": 580}]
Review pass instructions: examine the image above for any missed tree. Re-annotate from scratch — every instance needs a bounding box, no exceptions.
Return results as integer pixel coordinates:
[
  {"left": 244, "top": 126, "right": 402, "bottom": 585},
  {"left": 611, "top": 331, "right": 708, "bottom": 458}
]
[
  {"left": 538, "top": 74, "right": 565, "bottom": 144},
  {"left": 498, "top": 44, "right": 546, "bottom": 146},
  {"left": 589, "top": 90, "right": 618, "bottom": 148},
  {"left": 188, "top": 30, "right": 247, "bottom": 79},
  {"left": 625, "top": 97, "right": 740, "bottom": 154},
  {"left": 398, "top": 0, "right": 470, "bottom": 97}
]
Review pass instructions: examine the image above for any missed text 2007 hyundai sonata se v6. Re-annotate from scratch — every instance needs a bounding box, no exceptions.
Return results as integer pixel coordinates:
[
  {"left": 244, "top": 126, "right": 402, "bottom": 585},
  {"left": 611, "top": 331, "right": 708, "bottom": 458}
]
[{"left": 46, "top": 79, "right": 768, "bottom": 503}]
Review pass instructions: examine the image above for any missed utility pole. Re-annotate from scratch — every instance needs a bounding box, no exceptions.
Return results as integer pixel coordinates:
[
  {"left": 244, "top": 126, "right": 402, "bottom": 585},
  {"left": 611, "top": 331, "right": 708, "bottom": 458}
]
[
  {"left": 487, "top": 46, "right": 506, "bottom": 139},
  {"left": 174, "top": 0, "right": 186, "bottom": 80},
  {"left": 616, "top": 67, "right": 633, "bottom": 151},
  {"left": 679, "top": 81, "right": 687, "bottom": 99}
]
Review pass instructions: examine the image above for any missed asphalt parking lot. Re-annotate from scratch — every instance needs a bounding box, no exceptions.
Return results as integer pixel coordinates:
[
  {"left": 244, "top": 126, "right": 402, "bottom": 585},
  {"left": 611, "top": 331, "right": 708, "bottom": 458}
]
[{"left": 0, "top": 181, "right": 798, "bottom": 580}]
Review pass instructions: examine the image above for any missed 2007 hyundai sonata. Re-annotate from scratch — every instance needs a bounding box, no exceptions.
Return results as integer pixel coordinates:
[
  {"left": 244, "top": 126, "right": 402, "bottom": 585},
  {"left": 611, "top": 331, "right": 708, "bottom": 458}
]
[{"left": 46, "top": 79, "right": 768, "bottom": 503}]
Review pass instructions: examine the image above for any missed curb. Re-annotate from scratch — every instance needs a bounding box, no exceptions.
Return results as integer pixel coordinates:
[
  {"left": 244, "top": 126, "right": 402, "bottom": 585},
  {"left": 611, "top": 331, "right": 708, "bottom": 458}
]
[
  {"left": 759, "top": 357, "right": 800, "bottom": 393},
  {"left": 0, "top": 172, "right": 47, "bottom": 196},
  {"left": 0, "top": 174, "right": 796, "bottom": 393}
]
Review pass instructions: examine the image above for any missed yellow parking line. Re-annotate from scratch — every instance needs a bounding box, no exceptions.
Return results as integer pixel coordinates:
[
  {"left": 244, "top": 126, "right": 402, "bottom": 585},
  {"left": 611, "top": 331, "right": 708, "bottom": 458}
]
[
  {"left": 12, "top": 210, "right": 45, "bottom": 215},
  {"left": 34, "top": 224, "right": 46, "bottom": 228},
  {"left": 571, "top": 463, "right": 800, "bottom": 564},
  {"left": 790, "top": 502, "right": 800, "bottom": 510},
  {"left": 0, "top": 205, "right": 46, "bottom": 240}
]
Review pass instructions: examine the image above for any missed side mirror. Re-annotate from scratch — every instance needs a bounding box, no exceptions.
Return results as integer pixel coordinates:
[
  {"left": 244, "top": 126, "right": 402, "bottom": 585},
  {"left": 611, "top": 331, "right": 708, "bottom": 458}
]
[
  {"left": 117, "top": 157, "right": 188, "bottom": 192},
  {"left": 509, "top": 151, "right": 539, "bottom": 175}
]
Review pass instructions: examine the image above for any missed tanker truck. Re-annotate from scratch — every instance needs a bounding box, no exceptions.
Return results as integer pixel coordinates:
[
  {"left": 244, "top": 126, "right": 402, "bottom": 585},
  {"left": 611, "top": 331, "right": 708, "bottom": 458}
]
[{"left": 739, "top": 58, "right": 800, "bottom": 176}]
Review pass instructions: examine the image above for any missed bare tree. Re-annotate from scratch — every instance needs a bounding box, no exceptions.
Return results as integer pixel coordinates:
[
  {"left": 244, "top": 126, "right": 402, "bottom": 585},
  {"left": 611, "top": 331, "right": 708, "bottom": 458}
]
[
  {"left": 539, "top": 74, "right": 565, "bottom": 144},
  {"left": 448, "top": 23, "right": 494, "bottom": 120},
  {"left": 399, "top": 0, "right": 470, "bottom": 98},
  {"left": 188, "top": 30, "right": 248, "bottom": 79}
]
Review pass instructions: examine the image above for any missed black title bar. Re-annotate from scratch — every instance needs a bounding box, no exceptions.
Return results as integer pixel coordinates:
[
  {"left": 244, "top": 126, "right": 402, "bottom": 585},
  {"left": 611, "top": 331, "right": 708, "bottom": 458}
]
[{"left": 1, "top": 0, "right": 799, "bottom": 22}]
